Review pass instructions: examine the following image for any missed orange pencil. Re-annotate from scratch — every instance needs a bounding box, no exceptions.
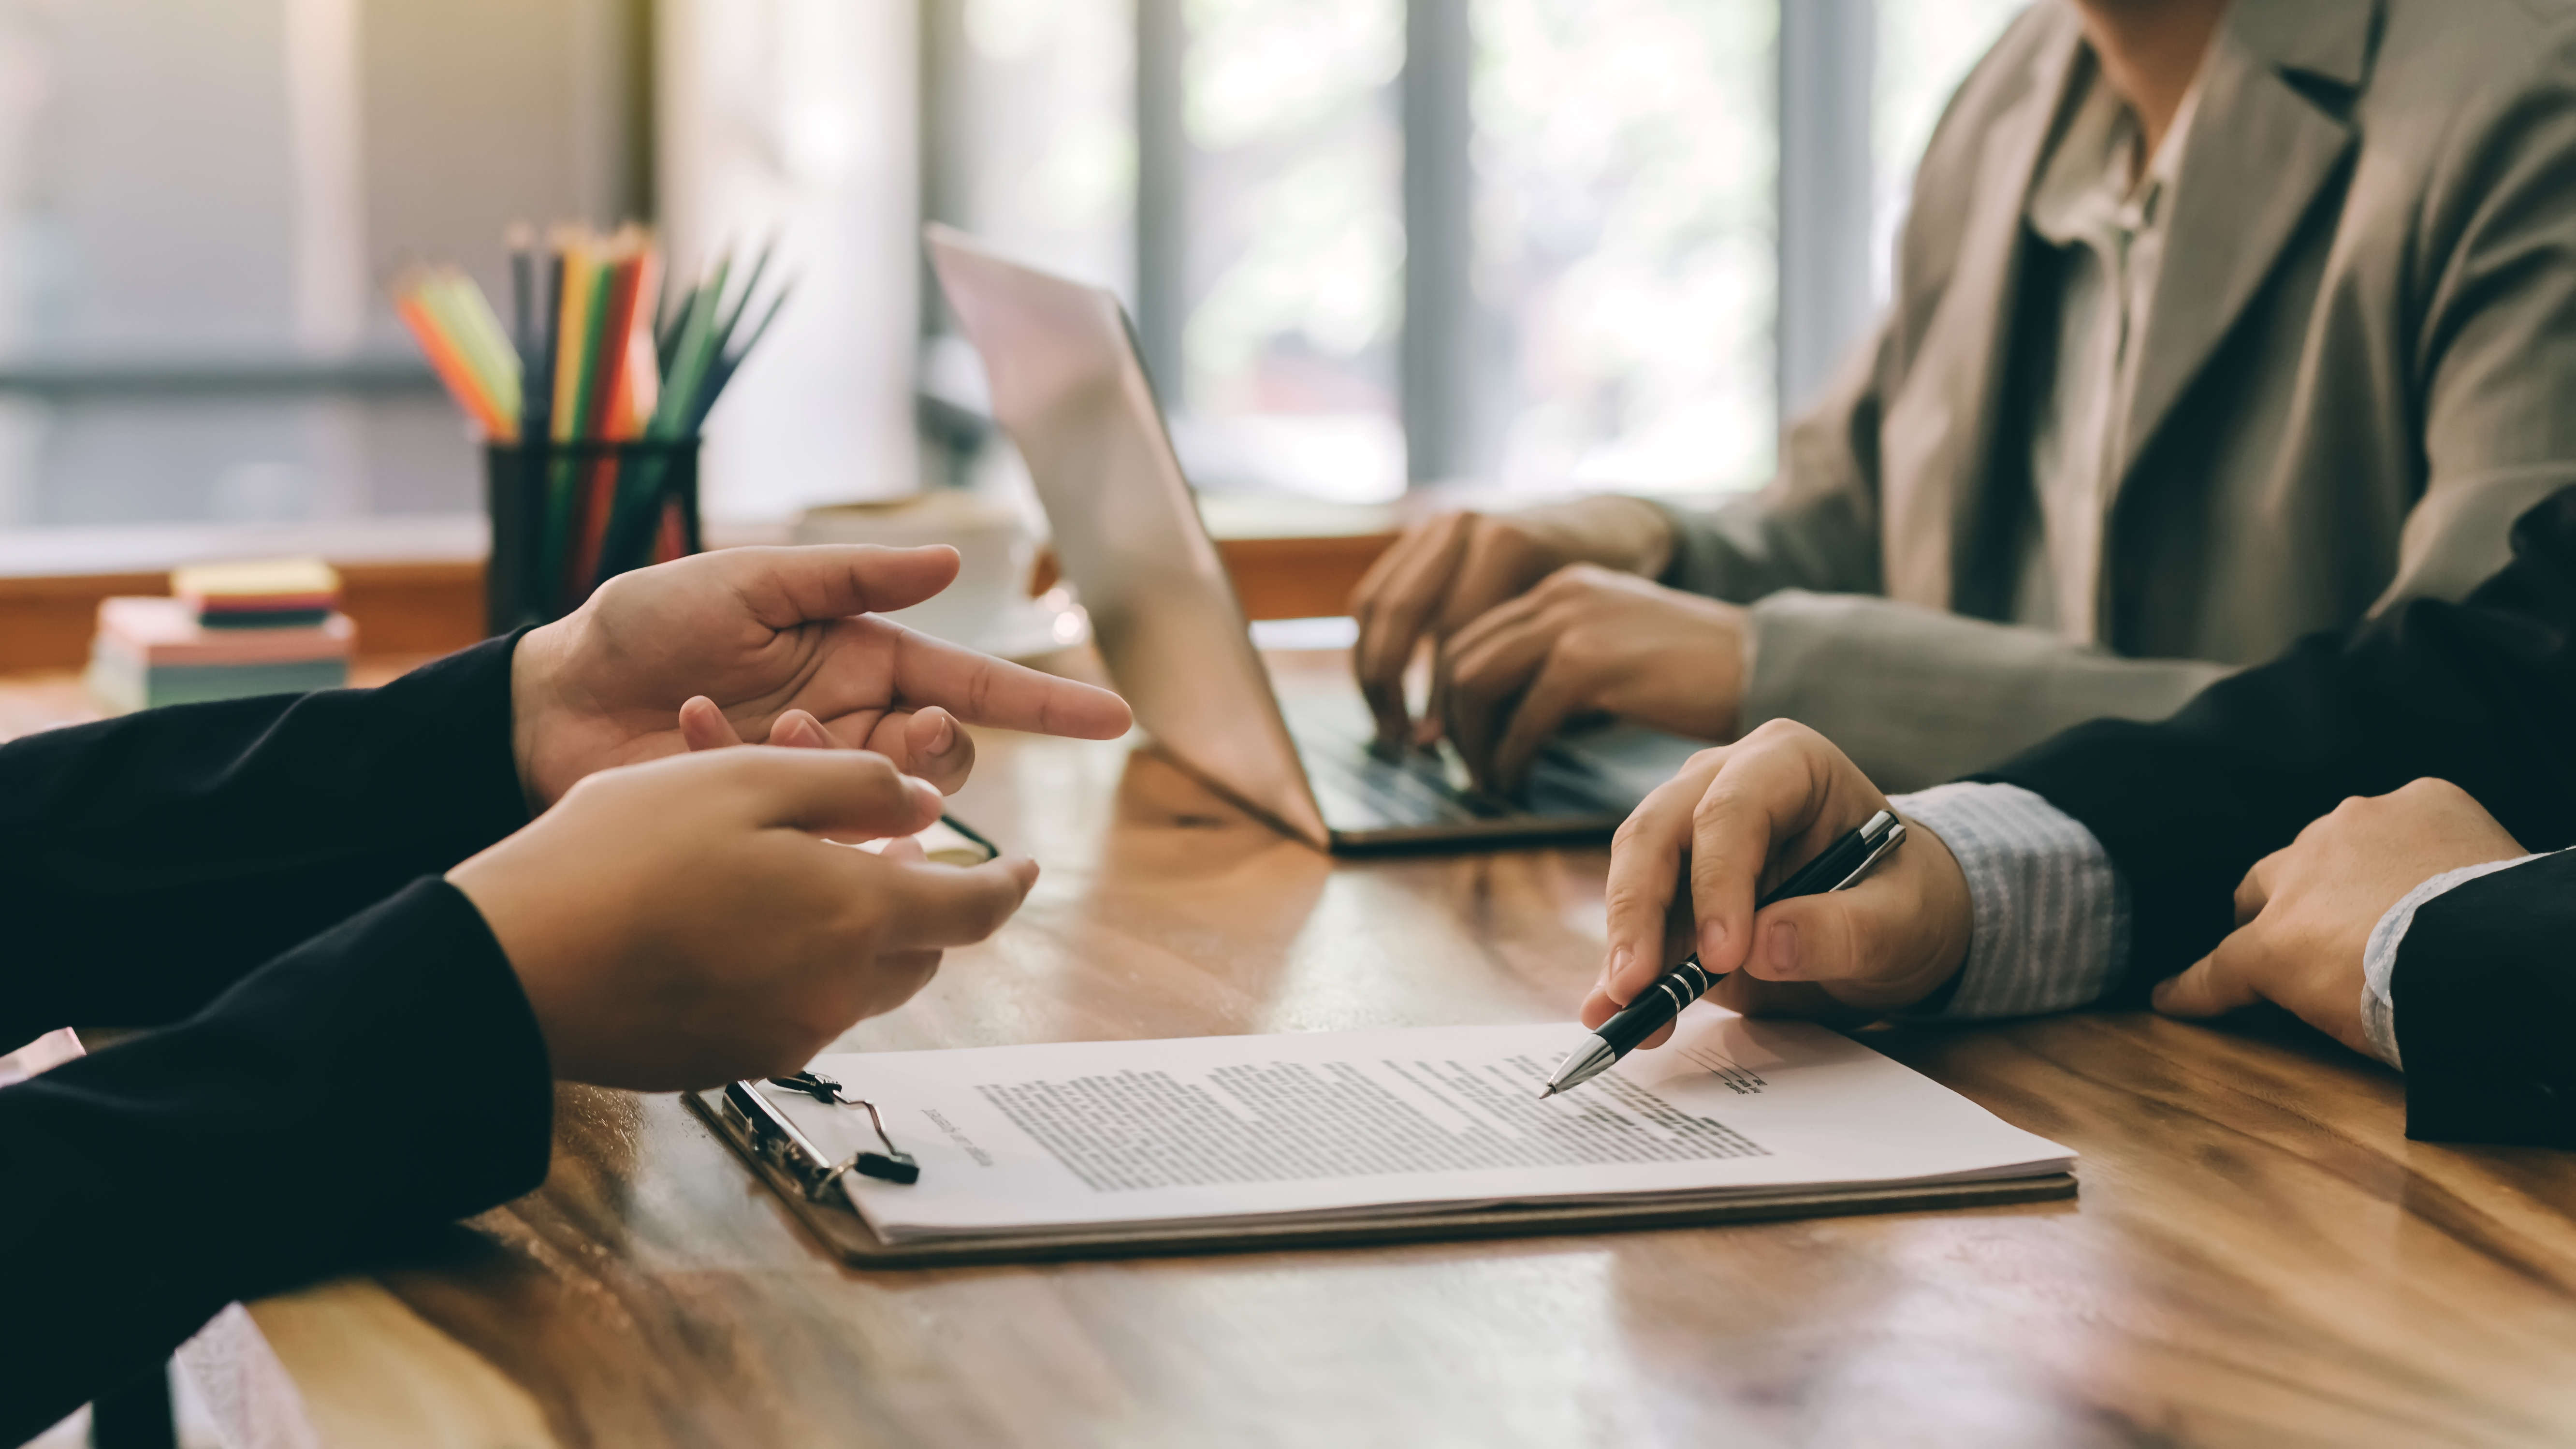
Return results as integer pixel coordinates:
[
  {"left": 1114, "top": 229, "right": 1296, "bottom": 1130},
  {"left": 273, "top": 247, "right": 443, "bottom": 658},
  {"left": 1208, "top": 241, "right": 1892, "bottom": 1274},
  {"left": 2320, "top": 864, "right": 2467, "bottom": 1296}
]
[
  {"left": 601, "top": 246, "right": 663, "bottom": 438},
  {"left": 394, "top": 293, "right": 512, "bottom": 438}
]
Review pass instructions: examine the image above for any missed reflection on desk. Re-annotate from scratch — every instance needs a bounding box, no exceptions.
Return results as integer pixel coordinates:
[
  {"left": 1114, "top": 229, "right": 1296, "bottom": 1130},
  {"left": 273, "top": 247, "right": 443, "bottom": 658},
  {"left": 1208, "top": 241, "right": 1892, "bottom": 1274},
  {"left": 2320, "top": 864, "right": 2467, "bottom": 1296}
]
[{"left": 6, "top": 648, "right": 2575, "bottom": 1449}]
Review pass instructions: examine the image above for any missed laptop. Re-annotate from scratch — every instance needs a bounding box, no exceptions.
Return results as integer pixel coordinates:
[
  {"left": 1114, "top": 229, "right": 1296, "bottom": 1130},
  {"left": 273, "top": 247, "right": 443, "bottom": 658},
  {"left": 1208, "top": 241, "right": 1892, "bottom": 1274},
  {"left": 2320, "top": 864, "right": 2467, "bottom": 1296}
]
[{"left": 927, "top": 225, "right": 1703, "bottom": 852}]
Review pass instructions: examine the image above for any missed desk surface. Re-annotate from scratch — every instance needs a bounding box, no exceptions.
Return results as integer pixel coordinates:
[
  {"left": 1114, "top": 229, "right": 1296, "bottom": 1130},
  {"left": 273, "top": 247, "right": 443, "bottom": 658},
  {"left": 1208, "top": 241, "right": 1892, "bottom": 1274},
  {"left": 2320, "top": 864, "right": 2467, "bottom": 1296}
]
[{"left": 10, "top": 653, "right": 2576, "bottom": 1449}]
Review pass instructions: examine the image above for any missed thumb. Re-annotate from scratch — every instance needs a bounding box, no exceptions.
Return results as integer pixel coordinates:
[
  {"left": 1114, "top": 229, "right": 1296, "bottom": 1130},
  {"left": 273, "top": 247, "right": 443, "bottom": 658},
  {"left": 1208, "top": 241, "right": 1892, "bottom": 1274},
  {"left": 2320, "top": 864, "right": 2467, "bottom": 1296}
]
[
  {"left": 2152, "top": 939, "right": 2264, "bottom": 1019},
  {"left": 703, "top": 543, "right": 966, "bottom": 628},
  {"left": 701, "top": 746, "right": 944, "bottom": 840},
  {"left": 1736, "top": 894, "right": 1870, "bottom": 985},
  {"left": 679, "top": 695, "right": 747, "bottom": 751},
  {"left": 768, "top": 709, "right": 835, "bottom": 749}
]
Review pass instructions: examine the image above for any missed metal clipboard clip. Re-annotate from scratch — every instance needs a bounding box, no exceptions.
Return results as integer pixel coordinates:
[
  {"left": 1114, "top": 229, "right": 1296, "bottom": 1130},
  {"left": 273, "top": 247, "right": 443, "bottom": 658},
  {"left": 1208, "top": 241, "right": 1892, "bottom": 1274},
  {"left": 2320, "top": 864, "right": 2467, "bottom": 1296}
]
[{"left": 719, "top": 1072, "right": 920, "bottom": 1200}]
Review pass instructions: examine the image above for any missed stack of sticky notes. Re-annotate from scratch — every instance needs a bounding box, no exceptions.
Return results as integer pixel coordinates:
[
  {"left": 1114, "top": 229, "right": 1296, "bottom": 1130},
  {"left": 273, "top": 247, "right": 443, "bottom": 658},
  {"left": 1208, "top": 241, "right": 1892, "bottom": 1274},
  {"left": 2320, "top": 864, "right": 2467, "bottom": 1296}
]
[
  {"left": 175, "top": 557, "right": 345, "bottom": 628},
  {"left": 86, "top": 559, "right": 355, "bottom": 712}
]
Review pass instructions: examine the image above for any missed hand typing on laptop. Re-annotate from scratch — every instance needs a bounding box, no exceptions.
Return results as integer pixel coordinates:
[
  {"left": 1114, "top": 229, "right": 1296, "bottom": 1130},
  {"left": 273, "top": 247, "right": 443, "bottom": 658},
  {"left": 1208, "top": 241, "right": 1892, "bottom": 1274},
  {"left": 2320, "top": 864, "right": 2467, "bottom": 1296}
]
[
  {"left": 1347, "top": 498, "right": 1676, "bottom": 740},
  {"left": 1430, "top": 565, "right": 1749, "bottom": 796}
]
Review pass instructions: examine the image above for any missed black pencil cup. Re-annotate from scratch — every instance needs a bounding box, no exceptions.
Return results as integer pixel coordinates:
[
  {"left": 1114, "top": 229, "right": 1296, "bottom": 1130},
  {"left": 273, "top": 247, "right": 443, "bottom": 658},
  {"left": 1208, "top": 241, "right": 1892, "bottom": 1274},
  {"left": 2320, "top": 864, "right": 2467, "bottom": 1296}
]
[{"left": 485, "top": 437, "right": 703, "bottom": 634}]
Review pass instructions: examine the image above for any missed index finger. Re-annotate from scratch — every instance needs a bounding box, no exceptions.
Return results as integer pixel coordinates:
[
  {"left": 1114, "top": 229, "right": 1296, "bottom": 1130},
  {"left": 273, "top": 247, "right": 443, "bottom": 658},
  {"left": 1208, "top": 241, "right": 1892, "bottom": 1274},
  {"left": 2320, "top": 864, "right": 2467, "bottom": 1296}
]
[
  {"left": 1579, "top": 982, "right": 1683, "bottom": 1049},
  {"left": 2151, "top": 934, "right": 2266, "bottom": 1019},
  {"left": 701, "top": 544, "right": 969, "bottom": 627},
  {"left": 1678, "top": 727, "right": 1850, "bottom": 989},
  {"left": 1353, "top": 515, "right": 1474, "bottom": 739},
  {"left": 888, "top": 627, "right": 1134, "bottom": 739},
  {"left": 1601, "top": 752, "right": 1727, "bottom": 1003}
]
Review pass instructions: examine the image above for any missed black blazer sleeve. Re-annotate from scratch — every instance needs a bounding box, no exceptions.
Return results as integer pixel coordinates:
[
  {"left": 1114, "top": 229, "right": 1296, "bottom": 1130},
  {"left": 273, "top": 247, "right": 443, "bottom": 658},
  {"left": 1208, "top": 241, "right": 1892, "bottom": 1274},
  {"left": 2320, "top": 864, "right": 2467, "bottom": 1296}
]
[
  {"left": 0, "top": 634, "right": 531, "bottom": 1048},
  {"left": 2388, "top": 853, "right": 2576, "bottom": 1147},
  {"left": 1980, "top": 487, "right": 2576, "bottom": 994},
  {"left": 0, "top": 638, "right": 555, "bottom": 1438},
  {"left": 0, "top": 880, "right": 554, "bottom": 1443},
  {"left": 1978, "top": 488, "right": 2576, "bottom": 1149}
]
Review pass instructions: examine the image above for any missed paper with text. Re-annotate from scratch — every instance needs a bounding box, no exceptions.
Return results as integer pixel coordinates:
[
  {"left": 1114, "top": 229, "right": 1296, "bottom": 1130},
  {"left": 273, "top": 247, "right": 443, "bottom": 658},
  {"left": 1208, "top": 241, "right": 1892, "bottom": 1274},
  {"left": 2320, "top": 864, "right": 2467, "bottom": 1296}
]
[{"left": 791, "top": 1011, "right": 2072, "bottom": 1243}]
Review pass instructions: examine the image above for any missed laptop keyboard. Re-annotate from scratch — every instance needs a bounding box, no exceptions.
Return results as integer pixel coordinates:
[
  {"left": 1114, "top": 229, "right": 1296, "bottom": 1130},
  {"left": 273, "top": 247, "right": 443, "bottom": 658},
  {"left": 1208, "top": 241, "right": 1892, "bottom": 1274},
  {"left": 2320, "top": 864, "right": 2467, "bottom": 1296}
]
[{"left": 1281, "top": 699, "right": 1508, "bottom": 826}]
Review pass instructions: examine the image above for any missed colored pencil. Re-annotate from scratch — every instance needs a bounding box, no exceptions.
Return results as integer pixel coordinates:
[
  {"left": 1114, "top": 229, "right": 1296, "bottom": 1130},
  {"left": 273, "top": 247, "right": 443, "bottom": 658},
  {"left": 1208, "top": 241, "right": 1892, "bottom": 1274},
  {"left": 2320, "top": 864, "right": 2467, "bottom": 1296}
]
[
  {"left": 393, "top": 290, "right": 512, "bottom": 438},
  {"left": 393, "top": 224, "right": 793, "bottom": 612}
]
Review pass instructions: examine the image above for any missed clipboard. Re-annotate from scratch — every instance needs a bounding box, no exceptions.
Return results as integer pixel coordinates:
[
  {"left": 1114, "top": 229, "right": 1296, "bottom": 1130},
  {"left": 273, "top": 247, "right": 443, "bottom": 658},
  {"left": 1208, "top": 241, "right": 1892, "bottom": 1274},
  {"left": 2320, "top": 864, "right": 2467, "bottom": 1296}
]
[{"left": 684, "top": 1081, "right": 2078, "bottom": 1270}]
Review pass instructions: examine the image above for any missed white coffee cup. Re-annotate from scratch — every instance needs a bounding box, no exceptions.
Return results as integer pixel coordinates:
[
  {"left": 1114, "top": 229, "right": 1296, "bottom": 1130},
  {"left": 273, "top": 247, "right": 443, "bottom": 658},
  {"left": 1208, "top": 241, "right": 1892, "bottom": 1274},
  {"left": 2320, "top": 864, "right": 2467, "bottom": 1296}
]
[{"left": 792, "top": 491, "right": 1036, "bottom": 648}]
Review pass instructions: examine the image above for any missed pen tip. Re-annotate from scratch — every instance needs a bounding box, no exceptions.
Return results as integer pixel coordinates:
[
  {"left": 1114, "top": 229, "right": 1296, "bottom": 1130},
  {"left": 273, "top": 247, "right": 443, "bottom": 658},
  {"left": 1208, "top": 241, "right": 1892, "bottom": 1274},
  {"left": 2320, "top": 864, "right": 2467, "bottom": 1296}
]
[{"left": 1537, "top": 1084, "right": 1557, "bottom": 1100}]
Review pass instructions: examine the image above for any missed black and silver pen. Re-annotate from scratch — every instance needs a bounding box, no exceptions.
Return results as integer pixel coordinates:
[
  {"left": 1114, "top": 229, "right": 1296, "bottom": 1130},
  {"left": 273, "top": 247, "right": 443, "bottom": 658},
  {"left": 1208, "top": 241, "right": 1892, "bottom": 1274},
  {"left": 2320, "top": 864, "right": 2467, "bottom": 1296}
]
[{"left": 1538, "top": 809, "right": 1909, "bottom": 1099}]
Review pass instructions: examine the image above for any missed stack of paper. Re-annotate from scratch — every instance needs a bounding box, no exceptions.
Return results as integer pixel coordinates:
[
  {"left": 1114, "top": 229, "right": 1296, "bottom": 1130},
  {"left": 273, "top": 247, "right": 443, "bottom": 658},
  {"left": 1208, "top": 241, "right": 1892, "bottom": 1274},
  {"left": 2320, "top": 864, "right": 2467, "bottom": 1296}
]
[
  {"left": 772, "top": 1011, "right": 2076, "bottom": 1248},
  {"left": 87, "top": 594, "right": 353, "bottom": 713}
]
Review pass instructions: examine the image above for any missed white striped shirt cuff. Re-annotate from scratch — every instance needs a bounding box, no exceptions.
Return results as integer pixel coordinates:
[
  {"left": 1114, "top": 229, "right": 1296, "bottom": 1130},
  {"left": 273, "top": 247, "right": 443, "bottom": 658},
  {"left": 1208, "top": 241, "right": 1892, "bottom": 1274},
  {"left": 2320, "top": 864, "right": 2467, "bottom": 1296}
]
[
  {"left": 2359, "top": 850, "right": 2558, "bottom": 1070},
  {"left": 1888, "top": 782, "right": 2129, "bottom": 1019}
]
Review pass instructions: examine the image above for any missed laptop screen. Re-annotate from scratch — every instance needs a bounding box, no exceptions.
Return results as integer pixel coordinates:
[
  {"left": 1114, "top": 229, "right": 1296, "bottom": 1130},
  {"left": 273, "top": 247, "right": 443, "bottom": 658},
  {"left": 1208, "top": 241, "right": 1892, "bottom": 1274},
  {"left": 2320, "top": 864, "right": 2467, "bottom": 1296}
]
[{"left": 927, "top": 226, "right": 1330, "bottom": 846}]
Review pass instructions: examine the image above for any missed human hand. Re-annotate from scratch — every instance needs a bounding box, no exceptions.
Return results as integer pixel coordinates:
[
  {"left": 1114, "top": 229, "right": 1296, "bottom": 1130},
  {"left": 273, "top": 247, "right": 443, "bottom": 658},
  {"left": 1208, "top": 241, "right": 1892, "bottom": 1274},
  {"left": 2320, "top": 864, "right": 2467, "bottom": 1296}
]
[
  {"left": 2152, "top": 779, "right": 2524, "bottom": 1055},
  {"left": 509, "top": 545, "right": 1134, "bottom": 810},
  {"left": 1439, "top": 564, "right": 1746, "bottom": 794},
  {"left": 1585, "top": 721, "right": 1972, "bottom": 1047},
  {"left": 1348, "top": 497, "right": 1677, "bottom": 748},
  {"left": 674, "top": 697, "right": 905, "bottom": 843},
  {"left": 448, "top": 746, "right": 1039, "bottom": 1090}
]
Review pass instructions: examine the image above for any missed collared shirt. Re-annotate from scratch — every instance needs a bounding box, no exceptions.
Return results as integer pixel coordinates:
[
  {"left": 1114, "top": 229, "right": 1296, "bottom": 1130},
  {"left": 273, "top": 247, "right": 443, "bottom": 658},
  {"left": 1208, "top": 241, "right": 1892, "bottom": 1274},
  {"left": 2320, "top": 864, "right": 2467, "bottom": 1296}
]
[{"left": 2013, "top": 63, "right": 2204, "bottom": 642}]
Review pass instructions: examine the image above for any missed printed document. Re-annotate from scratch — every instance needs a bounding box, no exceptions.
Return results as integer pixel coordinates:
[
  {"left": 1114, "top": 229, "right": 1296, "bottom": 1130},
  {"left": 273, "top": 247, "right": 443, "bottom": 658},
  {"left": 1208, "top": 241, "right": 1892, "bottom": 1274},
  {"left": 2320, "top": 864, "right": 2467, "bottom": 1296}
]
[{"left": 781, "top": 1009, "right": 2074, "bottom": 1244}]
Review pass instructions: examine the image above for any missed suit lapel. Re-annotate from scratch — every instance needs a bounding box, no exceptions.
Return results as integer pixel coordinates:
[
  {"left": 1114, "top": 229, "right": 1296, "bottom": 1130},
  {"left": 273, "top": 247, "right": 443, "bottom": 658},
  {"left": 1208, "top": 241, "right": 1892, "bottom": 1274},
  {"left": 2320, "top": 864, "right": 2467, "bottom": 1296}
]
[
  {"left": 2109, "top": 0, "right": 2373, "bottom": 494},
  {"left": 1878, "top": 23, "right": 2081, "bottom": 608}
]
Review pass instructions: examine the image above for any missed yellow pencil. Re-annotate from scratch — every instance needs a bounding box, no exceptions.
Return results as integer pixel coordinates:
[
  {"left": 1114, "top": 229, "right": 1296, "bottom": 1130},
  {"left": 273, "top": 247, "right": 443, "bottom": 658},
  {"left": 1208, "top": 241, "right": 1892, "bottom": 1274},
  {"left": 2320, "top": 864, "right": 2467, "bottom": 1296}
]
[{"left": 550, "top": 229, "right": 597, "bottom": 442}]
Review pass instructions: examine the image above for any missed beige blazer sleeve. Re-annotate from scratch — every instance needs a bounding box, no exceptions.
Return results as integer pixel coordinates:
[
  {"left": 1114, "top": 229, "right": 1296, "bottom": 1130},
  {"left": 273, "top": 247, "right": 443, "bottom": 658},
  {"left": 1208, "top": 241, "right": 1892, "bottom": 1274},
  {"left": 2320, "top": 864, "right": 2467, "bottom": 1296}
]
[
  {"left": 1733, "top": 592, "right": 2235, "bottom": 793},
  {"left": 1645, "top": 312, "right": 2233, "bottom": 792}
]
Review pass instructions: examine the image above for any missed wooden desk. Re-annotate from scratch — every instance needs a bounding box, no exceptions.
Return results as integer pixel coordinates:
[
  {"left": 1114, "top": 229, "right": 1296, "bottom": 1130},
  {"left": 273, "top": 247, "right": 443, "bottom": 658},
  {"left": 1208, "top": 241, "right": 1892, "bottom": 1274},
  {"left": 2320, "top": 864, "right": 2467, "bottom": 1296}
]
[{"left": 11, "top": 654, "right": 2576, "bottom": 1448}]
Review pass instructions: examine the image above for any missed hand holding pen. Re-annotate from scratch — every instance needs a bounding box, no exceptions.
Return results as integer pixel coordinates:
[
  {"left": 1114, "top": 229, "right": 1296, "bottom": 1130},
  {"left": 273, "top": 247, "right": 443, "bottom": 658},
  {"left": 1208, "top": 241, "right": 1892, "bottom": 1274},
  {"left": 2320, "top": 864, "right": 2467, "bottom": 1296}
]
[
  {"left": 1557, "top": 722, "right": 1979, "bottom": 1087},
  {"left": 1545, "top": 808, "right": 1906, "bottom": 1095}
]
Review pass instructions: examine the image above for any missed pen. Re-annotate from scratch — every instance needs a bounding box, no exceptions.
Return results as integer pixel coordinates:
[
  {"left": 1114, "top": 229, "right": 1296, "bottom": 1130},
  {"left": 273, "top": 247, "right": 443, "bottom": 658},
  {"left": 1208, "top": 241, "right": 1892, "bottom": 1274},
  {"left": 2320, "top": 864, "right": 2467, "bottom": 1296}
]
[{"left": 1538, "top": 809, "right": 1909, "bottom": 1099}]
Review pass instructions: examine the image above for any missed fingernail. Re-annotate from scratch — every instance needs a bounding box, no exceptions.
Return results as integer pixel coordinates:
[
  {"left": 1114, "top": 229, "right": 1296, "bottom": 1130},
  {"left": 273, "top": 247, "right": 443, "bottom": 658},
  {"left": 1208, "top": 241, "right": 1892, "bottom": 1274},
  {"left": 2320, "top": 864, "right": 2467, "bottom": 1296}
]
[
  {"left": 929, "top": 713, "right": 957, "bottom": 753},
  {"left": 1697, "top": 919, "right": 1727, "bottom": 964},
  {"left": 1762, "top": 921, "right": 1801, "bottom": 978},
  {"left": 1605, "top": 946, "right": 1631, "bottom": 993}
]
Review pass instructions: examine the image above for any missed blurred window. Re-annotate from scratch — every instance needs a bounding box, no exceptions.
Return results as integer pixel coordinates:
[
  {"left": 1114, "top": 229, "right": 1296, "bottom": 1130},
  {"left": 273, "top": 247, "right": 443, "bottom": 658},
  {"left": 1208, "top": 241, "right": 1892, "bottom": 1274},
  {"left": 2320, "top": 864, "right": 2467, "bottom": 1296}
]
[
  {"left": 0, "top": 0, "right": 2049, "bottom": 536},
  {"left": 0, "top": 0, "right": 643, "bottom": 536},
  {"left": 923, "top": 0, "right": 1135, "bottom": 296},
  {"left": 1167, "top": 0, "right": 1405, "bottom": 503},
  {"left": 927, "top": 0, "right": 2035, "bottom": 507},
  {"left": 1472, "top": 0, "right": 1776, "bottom": 493}
]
